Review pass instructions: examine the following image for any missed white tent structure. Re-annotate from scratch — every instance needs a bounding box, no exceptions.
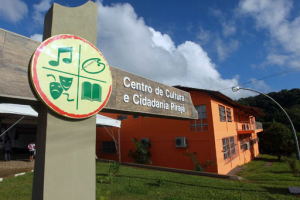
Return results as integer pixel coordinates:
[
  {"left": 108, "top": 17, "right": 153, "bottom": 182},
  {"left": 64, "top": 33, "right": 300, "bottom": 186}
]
[
  {"left": 0, "top": 103, "right": 121, "bottom": 128},
  {"left": 0, "top": 104, "right": 122, "bottom": 162}
]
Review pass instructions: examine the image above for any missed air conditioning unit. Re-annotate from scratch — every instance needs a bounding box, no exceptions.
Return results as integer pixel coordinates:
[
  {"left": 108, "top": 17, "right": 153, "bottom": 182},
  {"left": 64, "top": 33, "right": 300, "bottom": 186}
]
[
  {"left": 175, "top": 137, "right": 188, "bottom": 148},
  {"left": 244, "top": 142, "right": 250, "bottom": 150},
  {"left": 140, "top": 138, "right": 151, "bottom": 147}
]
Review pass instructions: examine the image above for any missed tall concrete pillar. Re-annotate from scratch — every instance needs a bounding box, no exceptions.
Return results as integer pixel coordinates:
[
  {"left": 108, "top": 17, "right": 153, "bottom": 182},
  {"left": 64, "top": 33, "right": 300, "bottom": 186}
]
[{"left": 32, "top": 2, "right": 98, "bottom": 200}]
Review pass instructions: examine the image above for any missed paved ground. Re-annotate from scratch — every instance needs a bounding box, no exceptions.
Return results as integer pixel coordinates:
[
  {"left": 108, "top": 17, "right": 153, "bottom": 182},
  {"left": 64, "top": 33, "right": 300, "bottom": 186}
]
[
  {"left": 227, "top": 165, "right": 247, "bottom": 176},
  {"left": 0, "top": 153, "right": 34, "bottom": 178}
]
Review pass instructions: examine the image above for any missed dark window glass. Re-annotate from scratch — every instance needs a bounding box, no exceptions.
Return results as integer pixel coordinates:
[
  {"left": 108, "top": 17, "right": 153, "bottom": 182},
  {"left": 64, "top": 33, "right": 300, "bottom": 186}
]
[{"left": 102, "top": 141, "right": 116, "bottom": 153}]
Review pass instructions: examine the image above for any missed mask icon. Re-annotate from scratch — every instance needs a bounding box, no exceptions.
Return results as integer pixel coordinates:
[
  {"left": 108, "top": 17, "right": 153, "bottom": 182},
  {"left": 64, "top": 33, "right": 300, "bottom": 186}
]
[
  {"left": 59, "top": 76, "right": 73, "bottom": 91},
  {"left": 50, "top": 82, "right": 63, "bottom": 99}
]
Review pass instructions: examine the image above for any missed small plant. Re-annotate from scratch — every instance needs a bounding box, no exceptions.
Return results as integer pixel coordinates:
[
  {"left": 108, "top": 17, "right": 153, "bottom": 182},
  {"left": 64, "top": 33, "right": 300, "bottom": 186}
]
[
  {"left": 97, "top": 161, "right": 120, "bottom": 184},
  {"left": 129, "top": 138, "right": 152, "bottom": 164},
  {"left": 184, "top": 152, "right": 215, "bottom": 172},
  {"left": 157, "top": 179, "right": 163, "bottom": 187},
  {"left": 108, "top": 161, "right": 120, "bottom": 176},
  {"left": 106, "top": 173, "right": 114, "bottom": 184},
  {"left": 96, "top": 187, "right": 110, "bottom": 200},
  {"left": 285, "top": 155, "right": 300, "bottom": 176},
  {"left": 96, "top": 175, "right": 104, "bottom": 183}
]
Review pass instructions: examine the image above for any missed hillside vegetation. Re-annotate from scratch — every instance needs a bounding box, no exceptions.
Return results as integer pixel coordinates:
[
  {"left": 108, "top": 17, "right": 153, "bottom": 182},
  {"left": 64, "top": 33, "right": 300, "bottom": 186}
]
[
  {"left": 236, "top": 88, "right": 300, "bottom": 130},
  {"left": 236, "top": 88, "right": 300, "bottom": 156}
]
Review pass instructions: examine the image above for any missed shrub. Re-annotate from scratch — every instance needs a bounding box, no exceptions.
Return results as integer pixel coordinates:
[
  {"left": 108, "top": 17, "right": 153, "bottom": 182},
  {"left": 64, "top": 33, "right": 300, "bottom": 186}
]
[
  {"left": 129, "top": 138, "right": 152, "bottom": 164},
  {"left": 285, "top": 155, "right": 300, "bottom": 176},
  {"left": 184, "top": 152, "right": 215, "bottom": 172}
]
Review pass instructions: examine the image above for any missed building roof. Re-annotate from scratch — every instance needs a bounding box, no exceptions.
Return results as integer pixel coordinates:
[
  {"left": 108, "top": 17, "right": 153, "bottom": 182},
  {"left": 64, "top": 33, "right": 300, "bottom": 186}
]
[{"left": 173, "top": 85, "right": 265, "bottom": 117}]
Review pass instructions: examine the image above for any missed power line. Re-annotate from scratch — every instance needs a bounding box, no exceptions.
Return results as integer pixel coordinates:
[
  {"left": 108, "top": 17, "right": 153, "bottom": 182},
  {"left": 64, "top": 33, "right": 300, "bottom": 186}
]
[{"left": 218, "top": 66, "right": 300, "bottom": 92}]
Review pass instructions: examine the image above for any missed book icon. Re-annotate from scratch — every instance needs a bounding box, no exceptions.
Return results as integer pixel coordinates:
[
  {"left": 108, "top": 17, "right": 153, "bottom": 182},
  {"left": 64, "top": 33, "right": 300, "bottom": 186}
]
[{"left": 81, "top": 81, "right": 102, "bottom": 102}]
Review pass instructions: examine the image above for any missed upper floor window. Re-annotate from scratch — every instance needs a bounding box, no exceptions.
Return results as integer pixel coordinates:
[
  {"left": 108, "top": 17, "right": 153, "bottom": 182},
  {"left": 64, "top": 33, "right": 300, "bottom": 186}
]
[
  {"left": 219, "top": 105, "right": 226, "bottom": 122},
  {"left": 190, "top": 105, "right": 208, "bottom": 132},
  {"left": 133, "top": 115, "right": 139, "bottom": 119},
  {"left": 226, "top": 108, "right": 232, "bottom": 122}
]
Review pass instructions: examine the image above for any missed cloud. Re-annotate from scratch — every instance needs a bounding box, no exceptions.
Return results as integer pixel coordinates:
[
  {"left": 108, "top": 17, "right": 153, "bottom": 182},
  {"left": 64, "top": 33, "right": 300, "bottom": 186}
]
[
  {"left": 210, "top": 8, "right": 237, "bottom": 37},
  {"left": 32, "top": 0, "right": 52, "bottom": 25},
  {"left": 30, "top": 34, "right": 43, "bottom": 42},
  {"left": 96, "top": 1, "right": 244, "bottom": 99},
  {"left": 249, "top": 79, "right": 272, "bottom": 93},
  {"left": 197, "top": 27, "right": 212, "bottom": 45},
  {"left": 215, "top": 37, "right": 239, "bottom": 61},
  {"left": 0, "top": 0, "right": 28, "bottom": 23},
  {"left": 238, "top": 0, "right": 300, "bottom": 68}
]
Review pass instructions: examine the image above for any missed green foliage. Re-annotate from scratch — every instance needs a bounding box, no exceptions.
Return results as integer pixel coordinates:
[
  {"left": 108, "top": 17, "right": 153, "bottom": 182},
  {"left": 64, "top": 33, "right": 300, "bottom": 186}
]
[
  {"left": 97, "top": 161, "right": 120, "bottom": 184},
  {"left": 236, "top": 88, "right": 300, "bottom": 155},
  {"left": 129, "top": 138, "right": 152, "bottom": 164},
  {"left": 285, "top": 155, "right": 300, "bottom": 176},
  {"left": 236, "top": 88, "right": 300, "bottom": 125},
  {"left": 262, "top": 122, "right": 295, "bottom": 160},
  {"left": 184, "top": 152, "right": 215, "bottom": 171},
  {"left": 108, "top": 161, "right": 120, "bottom": 175}
]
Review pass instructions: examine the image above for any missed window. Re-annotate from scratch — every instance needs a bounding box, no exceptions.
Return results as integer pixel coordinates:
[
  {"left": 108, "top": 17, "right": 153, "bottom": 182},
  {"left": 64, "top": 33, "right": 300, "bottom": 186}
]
[
  {"left": 222, "top": 138, "right": 230, "bottom": 160},
  {"left": 133, "top": 115, "right": 139, "bottom": 119},
  {"left": 102, "top": 141, "right": 116, "bottom": 153},
  {"left": 226, "top": 108, "right": 232, "bottom": 122},
  {"left": 230, "top": 137, "right": 235, "bottom": 155},
  {"left": 117, "top": 115, "right": 127, "bottom": 120},
  {"left": 219, "top": 105, "right": 226, "bottom": 122},
  {"left": 190, "top": 105, "right": 208, "bottom": 132},
  {"left": 222, "top": 136, "right": 237, "bottom": 160}
]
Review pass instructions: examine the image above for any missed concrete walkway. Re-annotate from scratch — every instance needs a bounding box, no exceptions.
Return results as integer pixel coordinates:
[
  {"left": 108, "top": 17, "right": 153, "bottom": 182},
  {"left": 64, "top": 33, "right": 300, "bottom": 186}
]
[
  {"left": 0, "top": 154, "right": 34, "bottom": 180},
  {"left": 227, "top": 166, "right": 247, "bottom": 176}
]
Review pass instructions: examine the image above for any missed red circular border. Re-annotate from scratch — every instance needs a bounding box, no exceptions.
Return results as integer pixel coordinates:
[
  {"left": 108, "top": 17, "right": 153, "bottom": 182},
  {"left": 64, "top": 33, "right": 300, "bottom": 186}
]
[{"left": 31, "top": 35, "right": 112, "bottom": 119}]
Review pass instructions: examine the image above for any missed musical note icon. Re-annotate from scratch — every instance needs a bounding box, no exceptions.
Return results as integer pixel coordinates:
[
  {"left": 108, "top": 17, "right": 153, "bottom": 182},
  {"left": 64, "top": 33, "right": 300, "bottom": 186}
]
[{"left": 49, "top": 47, "right": 73, "bottom": 66}]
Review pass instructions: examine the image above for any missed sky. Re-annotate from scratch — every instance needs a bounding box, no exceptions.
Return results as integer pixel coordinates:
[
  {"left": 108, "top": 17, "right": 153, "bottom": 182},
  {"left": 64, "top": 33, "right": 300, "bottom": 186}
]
[{"left": 0, "top": 0, "right": 299, "bottom": 99}]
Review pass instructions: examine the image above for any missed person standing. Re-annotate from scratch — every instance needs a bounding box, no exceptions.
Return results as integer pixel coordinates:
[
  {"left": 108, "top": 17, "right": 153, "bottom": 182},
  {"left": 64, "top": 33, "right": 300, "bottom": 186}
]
[
  {"left": 28, "top": 142, "right": 35, "bottom": 162},
  {"left": 4, "top": 140, "right": 12, "bottom": 161}
]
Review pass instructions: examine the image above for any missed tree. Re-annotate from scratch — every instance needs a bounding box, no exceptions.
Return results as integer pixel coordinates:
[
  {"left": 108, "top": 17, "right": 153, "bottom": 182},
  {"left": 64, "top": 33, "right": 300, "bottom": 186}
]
[
  {"left": 262, "top": 122, "right": 295, "bottom": 160},
  {"left": 128, "top": 138, "right": 152, "bottom": 164}
]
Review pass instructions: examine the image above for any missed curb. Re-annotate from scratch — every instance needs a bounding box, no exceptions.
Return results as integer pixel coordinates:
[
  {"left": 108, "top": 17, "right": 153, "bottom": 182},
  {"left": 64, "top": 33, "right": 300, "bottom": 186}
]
[
  {"left": 0, "top": 170, "right": 34, "bottom": 182},
  {"left": 97, "top": 159, "right": 246, "bottom": 180}
]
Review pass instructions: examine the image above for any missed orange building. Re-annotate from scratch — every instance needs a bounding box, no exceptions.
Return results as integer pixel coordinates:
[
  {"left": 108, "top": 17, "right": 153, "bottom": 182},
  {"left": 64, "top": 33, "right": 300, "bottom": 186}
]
[{"left": 96, "top": 86, "right": 264, "bottom": 174}]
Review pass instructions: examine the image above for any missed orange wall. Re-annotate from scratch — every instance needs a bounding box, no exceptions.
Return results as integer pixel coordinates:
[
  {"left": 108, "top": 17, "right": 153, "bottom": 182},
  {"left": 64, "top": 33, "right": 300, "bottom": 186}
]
[{"left": 96, "top": 91, "right": 261, "bottom": 174}]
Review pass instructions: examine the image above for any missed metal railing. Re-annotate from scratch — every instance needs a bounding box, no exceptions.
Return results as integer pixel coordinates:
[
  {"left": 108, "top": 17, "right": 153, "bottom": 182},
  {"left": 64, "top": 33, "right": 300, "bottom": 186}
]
[{"left": 236, "top": 121, "right": 263, "bottom": 131}]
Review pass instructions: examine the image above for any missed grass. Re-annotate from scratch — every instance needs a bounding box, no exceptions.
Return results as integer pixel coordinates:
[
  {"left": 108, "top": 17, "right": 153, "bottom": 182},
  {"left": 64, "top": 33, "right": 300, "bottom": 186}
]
[{"left": 0, "top": 154, "right": 300, "bottom": 199}]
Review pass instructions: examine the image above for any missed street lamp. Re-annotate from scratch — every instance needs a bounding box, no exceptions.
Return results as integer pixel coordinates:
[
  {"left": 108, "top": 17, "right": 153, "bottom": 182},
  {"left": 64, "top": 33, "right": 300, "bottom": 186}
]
[{"left": 232, "top": 86, "right": 300, "bottom": 162}]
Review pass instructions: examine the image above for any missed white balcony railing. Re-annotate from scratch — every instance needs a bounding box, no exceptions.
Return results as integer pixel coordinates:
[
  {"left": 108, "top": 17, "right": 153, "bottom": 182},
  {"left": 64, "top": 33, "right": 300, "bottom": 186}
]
[{"left": 236, "top": 121, "right": 263, "bottom": 131}]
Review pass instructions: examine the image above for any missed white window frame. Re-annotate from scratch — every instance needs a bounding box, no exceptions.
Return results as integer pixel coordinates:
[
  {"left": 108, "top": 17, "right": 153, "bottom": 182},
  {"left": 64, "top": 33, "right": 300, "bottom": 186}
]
[
  {"left": 219, "top": 105, "right": 226, "bottom": 122},
  {"left": 226, "top": 108, "right": 232, "bottom": 122},
  {"left": 190, "top": 105, "right": 208, "bottom": 132}
]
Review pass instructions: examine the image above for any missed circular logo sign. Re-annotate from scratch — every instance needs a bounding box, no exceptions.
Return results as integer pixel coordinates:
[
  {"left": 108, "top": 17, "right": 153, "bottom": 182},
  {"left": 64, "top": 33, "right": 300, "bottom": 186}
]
[{"left": 30, "top": 34, "right": 112, "bottom": 119}]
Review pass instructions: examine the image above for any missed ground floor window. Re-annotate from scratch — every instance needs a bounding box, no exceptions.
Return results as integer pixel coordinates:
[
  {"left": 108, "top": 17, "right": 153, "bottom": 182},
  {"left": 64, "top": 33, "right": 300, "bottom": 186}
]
[
  {"left": 102, "top": 141, "right": 116, "bottom": 153},
  {"left": 222, "top": 136, "right": 237, "bottom": 160},
  {"left": 222, "top": 138, "right": 230, "bottom": 160}
]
